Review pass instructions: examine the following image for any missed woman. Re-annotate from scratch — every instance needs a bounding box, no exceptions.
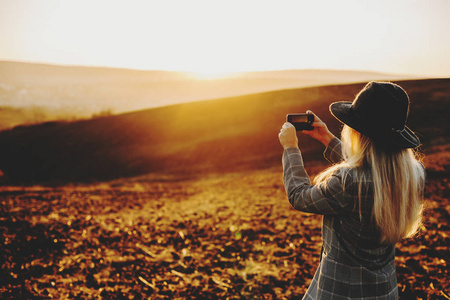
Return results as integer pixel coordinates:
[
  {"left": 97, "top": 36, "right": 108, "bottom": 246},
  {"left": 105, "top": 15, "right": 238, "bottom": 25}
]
[{"left": 278, "top": 82, "right": 425, "bottom": 299}]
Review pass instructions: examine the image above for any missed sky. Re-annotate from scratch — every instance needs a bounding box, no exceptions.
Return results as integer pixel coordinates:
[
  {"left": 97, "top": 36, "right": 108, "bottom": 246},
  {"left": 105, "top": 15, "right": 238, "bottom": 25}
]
[{"left": 1, "top": 0, "right": 449, "bottom": 78}]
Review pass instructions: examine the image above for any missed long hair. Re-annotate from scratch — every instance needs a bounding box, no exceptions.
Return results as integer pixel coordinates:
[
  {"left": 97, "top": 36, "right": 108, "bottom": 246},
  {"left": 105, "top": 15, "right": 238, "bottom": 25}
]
[{"left": 314, "top": 125, "right": 425, "bottom": 244}]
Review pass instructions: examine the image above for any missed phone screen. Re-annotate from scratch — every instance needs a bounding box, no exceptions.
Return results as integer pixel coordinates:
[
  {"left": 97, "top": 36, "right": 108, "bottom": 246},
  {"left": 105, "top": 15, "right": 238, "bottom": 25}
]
[{"left": 289, "top": 115, "right": 308, "bottom": 123}]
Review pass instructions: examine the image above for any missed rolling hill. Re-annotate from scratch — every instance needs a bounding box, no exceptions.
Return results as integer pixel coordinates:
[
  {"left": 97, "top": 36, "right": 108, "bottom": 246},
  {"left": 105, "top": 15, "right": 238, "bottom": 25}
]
[
  {"left": 0, "top": 61, "right": 420, "bottom": 130},
  {"left": 0, "top": 79, "right": 448, "bottom": 185}
]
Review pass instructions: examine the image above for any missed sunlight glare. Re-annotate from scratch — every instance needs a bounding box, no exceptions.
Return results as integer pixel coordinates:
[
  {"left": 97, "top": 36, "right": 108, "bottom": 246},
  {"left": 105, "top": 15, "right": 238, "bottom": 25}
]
[
  {"left": 1, "top": 0, "right": 449, "bottom": 77},
  {"left": 185, "top": 71, "right": 241, "bottom": 81}
]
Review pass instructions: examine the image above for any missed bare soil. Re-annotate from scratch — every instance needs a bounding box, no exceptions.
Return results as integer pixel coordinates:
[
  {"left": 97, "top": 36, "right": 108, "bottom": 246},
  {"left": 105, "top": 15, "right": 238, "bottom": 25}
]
[{"left": 1, "top": 166, "right": 448, "bottom": 299}]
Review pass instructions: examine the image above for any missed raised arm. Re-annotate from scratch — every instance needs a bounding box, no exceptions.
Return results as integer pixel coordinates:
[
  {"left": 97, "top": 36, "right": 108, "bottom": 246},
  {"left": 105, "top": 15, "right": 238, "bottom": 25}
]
[
  {"left": 282, "top": 147, "right": 351, "bottom": 215},
  {"left": 279, "top": 114, "right": 350, "bottom": 215}
]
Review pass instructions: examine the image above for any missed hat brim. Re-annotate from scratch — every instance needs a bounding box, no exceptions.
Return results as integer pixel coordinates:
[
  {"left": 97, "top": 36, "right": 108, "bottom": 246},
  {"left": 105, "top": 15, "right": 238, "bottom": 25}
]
[
  {"left": 329, "top": 101, "right": 420, "bottom": 149},
  {"left": 330, "top": 101, "right": 367, "bottom": 134}
]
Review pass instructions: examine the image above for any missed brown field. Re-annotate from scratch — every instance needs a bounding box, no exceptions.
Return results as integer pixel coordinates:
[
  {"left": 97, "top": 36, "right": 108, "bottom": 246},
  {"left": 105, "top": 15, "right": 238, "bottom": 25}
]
[
  {"left": 0, "top": 79, "right": 449, "bottom": 298},
  {"left": 1, "top": 167, "right": 448, "bottom": 299}
]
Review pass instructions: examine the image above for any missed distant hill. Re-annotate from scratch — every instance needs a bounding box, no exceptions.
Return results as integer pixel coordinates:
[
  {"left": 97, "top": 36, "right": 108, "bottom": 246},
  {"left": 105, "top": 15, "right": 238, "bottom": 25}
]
[
  {"left": 0, "top": 79, "right": 448, "bottom": 185},
  {"left": 0, "top": 61, "right": 420, "bottom": 130}
]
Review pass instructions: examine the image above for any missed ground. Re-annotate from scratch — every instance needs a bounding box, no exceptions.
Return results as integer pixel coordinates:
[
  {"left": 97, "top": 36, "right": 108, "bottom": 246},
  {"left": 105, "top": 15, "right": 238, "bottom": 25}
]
[{"left": 1, "top": 165, "right": 448, "bottom": 299}]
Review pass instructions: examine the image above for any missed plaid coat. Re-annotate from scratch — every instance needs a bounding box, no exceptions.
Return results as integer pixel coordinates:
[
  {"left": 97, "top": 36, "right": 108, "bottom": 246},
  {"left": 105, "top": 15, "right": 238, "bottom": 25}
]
[{"left": 283, "top": 138, "right": 398, "bottom": 299}]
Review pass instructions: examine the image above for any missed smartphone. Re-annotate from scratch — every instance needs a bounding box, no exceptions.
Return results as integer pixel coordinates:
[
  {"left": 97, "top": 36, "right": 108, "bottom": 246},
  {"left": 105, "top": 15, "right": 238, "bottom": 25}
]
[{"left": 286, "top": 113, "right": 314, "bottom": 131}]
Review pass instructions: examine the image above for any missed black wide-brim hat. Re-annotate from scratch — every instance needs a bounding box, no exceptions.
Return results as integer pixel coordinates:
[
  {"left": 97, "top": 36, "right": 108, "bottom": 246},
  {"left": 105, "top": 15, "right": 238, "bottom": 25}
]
[{"left": 330, "top": 81, "right": 420, "bottom": 150}]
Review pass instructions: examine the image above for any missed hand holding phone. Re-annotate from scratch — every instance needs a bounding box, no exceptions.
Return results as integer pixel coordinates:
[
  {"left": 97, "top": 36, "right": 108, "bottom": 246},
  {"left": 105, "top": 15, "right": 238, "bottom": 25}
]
[{"left": 298, "top": 110, "right": 336, "bottom": 147}]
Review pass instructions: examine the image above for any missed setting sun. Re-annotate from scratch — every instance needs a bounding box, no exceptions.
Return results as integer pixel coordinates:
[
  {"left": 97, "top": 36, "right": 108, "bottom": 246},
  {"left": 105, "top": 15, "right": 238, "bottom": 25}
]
[
  {"left": 184, "top": 71, "right": 241, "bottom": 80},
  {"left": 0, "top": 0, "right": 448, "bottom": 77},
  {"left": 0, "top": 1, "right": 448, "bottom": 298}
]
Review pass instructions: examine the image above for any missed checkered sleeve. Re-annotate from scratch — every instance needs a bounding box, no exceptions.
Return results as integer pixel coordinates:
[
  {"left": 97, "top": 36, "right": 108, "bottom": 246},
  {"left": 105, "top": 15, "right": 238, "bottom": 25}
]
[
  {"left": 282, "top": 147, "right": 351, "bottom": 215},
  {"left": 323, "top": 137, "right": 343, "bottom": 164}
]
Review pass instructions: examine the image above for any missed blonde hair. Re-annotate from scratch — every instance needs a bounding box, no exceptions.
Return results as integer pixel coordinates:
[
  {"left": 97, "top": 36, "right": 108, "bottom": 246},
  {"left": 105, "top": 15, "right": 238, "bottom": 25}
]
[{"left": 314, "top": 125, "right": 425, "bottom": 244}]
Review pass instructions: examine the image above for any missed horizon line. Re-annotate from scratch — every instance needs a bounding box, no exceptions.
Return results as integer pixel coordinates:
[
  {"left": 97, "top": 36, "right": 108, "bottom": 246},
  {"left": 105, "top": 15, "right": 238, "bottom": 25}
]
[{"left": 0, "top": 59, "right": 428, "bottom": 78}]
